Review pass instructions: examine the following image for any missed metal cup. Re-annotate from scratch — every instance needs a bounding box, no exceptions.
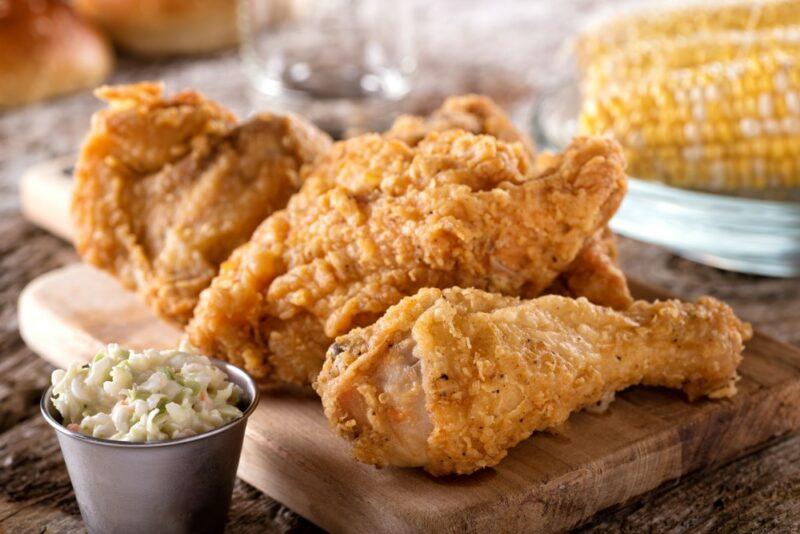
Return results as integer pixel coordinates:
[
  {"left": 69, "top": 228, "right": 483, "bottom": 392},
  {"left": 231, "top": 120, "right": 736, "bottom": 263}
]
[{"left": 41, "top": 360, "right": 260, "bottom": 534}]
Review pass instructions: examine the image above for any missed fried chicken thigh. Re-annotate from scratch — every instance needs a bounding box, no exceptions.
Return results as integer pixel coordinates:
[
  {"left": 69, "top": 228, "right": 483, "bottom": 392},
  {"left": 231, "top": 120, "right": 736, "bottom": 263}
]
[
  {"left": 387, "top": 95, "right": 632, "bottom": 309},
  {"left": 72, "top": 83, "right": 332, "bottom": 324},
  {"left": 315, "top": 287, "right": 751, "bottom": 475},
  {"left": 188, "top": 133, "right": 627, "bottom": 387}
]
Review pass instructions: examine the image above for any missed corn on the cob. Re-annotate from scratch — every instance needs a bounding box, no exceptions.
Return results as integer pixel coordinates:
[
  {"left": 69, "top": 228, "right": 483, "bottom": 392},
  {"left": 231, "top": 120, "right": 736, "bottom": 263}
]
[
  {"left": 577, "top": 0, "right": 800, "bottom": 190},
  {"left": 582, "top": 26, "right": 800, "bottom": 96},
  {"left": 576, "top": 0, "right": 800, "bottom": 68}
]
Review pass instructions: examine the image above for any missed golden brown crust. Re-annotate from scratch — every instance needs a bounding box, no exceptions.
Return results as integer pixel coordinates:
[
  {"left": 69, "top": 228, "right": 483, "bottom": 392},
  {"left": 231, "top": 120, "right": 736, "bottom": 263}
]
[
  {"left": 388, "top": 96, "right": 632, "bottom": 309},
  {"left": 71, "top": 82, "right": 332, "bottom": 324},
  {"left": 316, "top": 287, "right": 751, "bottom": 475},
  {"left": 385, "top": 94, "right": 536, "bottom": 157},
  {"left": 187, "top": 134, "right": 627, "bottom": 387},
  {"left": 0, "top": 0, "right": 112, "bottom": 107},
  {"left": 556, "top": 227, "right": 633, "bottom": 310},
  {"left": 73, "top": 0, "right": 238, "bottom": 56}
]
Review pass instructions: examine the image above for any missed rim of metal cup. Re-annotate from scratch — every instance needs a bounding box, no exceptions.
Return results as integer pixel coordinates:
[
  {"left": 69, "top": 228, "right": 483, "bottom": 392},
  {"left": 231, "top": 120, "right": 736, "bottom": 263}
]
[{"left": 40, "top": 359, "right": 260, "bottom": 448}]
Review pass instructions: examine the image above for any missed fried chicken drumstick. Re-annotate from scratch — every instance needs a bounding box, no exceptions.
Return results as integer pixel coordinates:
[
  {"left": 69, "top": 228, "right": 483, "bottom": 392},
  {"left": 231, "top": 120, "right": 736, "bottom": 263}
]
[
  {"left": 188, "top": 133, "right": 627, "bottom": 387},
  {"left": 386, "top": 94, "right": 632, "bottom": 310},
  {"left": 315, "top": 287, "right": 751, "bottom": 475},
  {"left": 72, "top": 83, "right": 332, "bottom": 324}
]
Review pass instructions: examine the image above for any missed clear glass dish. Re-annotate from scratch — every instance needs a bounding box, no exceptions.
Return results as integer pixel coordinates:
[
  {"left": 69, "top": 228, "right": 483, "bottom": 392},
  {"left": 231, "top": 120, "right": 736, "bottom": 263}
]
[
  {"left": 238, "top": 0, "right": 415, "bottom": 137},
  {"left": 533, "top": 81, "right": 800, "bottom": 277}
]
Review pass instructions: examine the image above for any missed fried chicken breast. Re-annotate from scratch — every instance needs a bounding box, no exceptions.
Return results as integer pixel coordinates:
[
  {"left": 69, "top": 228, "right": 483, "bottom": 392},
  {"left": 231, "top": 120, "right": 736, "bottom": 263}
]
[
  {"left": 387, "top": 94, "right": 632, "bottom": 310},
  {"left": 72, "top": 82, "right": 332, "bottom": 324},
  {"left": 315, "top": 287, "right": 751, "bottom": 475},
  {"left": 187, "top": 133, "right": 627, "bottom": 387}
]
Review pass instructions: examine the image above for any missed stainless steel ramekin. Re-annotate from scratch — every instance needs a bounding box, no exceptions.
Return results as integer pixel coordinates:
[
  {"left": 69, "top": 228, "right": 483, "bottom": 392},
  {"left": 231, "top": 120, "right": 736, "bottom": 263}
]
[{"left": 41, "top": 359, "right": 260, "bottom": 534}]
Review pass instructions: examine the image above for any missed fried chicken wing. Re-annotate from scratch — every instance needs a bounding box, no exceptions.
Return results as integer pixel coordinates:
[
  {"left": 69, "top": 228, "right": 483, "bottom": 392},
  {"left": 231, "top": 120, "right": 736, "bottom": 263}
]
[
  {"left": 315, "top": 287, "right": 751, "bottom": 475},
  {"left": 386, "top": 95, "right": 632, "bottom": 309},
  {"left": 187, "top": 133, "right": 627, "bottom": 387},
  {"left": 72, "top": 82, "right": 332, "bottom": 324},
  {"left": 534, "top": 148, "right": 632, "bottom": 308}
]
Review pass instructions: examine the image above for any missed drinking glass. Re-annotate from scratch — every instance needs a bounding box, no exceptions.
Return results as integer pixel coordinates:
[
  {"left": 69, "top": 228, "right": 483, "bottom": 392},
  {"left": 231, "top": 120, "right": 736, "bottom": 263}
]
[{"left": 239, "top": 0, "right": 416, "bottom": 136}]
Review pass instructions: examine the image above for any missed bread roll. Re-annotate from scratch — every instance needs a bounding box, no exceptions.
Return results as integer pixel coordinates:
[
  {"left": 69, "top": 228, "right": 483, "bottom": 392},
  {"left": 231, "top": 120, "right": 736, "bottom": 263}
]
[
  {"left": 73, "top": 0, "right": 238, "bottom": 56},
  {"left": 0, "top": 0, "right": 113, "bottom": 107}
]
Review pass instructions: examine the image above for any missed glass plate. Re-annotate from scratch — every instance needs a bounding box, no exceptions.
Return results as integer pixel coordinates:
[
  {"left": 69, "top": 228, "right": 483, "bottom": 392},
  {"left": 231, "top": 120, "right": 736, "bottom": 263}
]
[{"left": 532, "top": 82, "right": 800, "bottom": 277}]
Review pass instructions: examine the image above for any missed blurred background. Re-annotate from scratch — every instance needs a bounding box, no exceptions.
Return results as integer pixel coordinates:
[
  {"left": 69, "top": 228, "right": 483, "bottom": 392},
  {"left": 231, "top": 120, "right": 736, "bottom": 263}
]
[
  {"left": 0, "top": 0, "right": 609, "bottom": 215},
  {"left": 2, "top": 0, "right": 799, "bottom": 276}
]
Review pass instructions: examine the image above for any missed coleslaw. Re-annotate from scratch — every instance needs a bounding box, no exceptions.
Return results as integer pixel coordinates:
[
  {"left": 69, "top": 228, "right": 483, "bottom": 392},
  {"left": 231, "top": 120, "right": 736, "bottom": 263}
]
[{"left": 50, "top": 342, "right": 243, "bottom": 442}]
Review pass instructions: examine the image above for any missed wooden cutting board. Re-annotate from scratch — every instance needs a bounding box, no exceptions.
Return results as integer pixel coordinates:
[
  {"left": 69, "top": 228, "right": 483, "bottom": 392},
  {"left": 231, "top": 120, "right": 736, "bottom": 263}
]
[{"left": 18, "top": 162, "right": 800, "bottom": 533}]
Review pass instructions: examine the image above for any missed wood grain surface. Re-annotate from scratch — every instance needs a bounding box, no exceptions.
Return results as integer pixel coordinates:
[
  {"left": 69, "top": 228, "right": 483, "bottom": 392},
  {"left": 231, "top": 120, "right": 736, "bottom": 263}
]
[
  {"left": 3, "top": 1, "right": 800, "bottom": 528},
  {"left": 4, "top": 220, "right": 800, "bottom": 534},
  {"left": 17, "top": 262, "right": 800, "bottom": 533}
]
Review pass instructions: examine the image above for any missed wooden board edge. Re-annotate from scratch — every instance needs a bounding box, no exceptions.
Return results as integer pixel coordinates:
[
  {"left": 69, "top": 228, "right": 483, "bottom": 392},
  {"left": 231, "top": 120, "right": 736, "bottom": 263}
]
[
  {"left": 20, "top": 157, "right": 75, "bottom": 243},
  {"left": 241, "top": 376, "right": 800, "bottom": 534},
  {"left": 468, "top": 379, "right": 800, "bottom": 533},
  {"left": 232, "top": 350, "right": 800, "bottom": 533},
  {"left": 17, "top": 264, "right": 800, "bottom": 533},
  {"left": 18, "top": 268, "right": 104, "bottom": 369}
]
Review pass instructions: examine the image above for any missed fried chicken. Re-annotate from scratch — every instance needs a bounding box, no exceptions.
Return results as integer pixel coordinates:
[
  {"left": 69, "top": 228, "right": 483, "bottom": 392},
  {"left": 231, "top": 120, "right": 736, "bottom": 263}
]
[
  {"left": 385, "top": 94, "right": 537, "bottom": 157},
  {"left": 72, "top": 82, "right": 332, "bottom": 324},
  {"left": 187, "top": 133, "right": 627, "bottom": 387},
  {"left": 552, "top": 227, "right": 632, "bottom": 310},
  {"left": 315, "top": 287, "right": 751, "bottom": 475},
  {"left": 386, "top": 95, "right": 632, "bottom": 309}
]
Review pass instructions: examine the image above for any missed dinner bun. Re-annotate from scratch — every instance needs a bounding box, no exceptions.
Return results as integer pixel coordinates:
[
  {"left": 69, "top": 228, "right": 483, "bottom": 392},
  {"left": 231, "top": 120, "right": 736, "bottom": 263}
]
[
  {"left": 0, "top": 0, "right": 113, "bottom": 107},
  {"left": 73, "top": 0, "right": 238, "bottom": 56}
]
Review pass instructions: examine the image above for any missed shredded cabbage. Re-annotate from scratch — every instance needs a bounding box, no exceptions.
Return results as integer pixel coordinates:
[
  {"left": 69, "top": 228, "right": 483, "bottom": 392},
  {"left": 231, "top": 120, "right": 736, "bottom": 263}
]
[{"left": 50, "top": 342, "right": 244, "bottom": 442}]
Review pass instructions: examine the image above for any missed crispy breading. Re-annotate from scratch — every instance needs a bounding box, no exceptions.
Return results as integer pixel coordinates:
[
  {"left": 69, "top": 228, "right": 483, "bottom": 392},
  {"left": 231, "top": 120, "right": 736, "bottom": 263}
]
[
  {"left": 315, "top": 287, "right": 751, "bottom": 475},
  {"left": 387, "top": 95, "right": 632, "bottom": 309},
  {"left": 558, "top": 227, "right": 633, "bottom": 309},
  {"left": 187, "top": 133, "right": 627, "bottom": 387},
  {"left": 72, "top": 82, "right": 332, "bottom": 324},
  {"left": 385, "top": 94, "right": 536, "bottom": 156}
]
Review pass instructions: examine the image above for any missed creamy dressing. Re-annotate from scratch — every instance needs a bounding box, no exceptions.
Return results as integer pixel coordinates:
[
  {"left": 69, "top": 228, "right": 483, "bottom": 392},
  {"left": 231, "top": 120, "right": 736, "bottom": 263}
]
[{"left": 50, "top": 342, "right": 243, "bottom": 442}]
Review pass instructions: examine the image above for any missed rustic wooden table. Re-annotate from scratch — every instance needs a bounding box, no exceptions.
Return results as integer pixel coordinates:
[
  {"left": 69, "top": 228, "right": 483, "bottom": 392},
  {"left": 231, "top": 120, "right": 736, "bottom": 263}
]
[{"left": 3, "top": 23, "right": 800, "bottom": 532}]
